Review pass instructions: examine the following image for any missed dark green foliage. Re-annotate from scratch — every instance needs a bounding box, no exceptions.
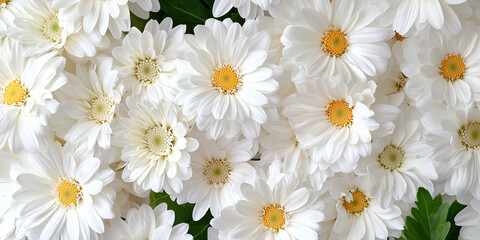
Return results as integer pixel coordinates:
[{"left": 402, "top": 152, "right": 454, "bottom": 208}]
[{"left": 150, "top": 191, "right": 213, "bottom": 239}]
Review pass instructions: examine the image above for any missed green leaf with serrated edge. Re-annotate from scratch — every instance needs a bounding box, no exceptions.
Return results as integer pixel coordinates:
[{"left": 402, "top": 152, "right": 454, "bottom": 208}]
[
  {"left": 400, "top": 187, "right": 451, "bottom": 240},
  {"left": 446, "top": 200, "right": 467, "bottom": 240},
  {"left": 149, "top": 191, "right": 212, "bottom": 240}
]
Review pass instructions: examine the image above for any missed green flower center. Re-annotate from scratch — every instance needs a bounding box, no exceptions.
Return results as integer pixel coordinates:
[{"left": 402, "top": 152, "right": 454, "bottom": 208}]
[{"left": 378, "top": 144, "right": 405, "bottom": 170}]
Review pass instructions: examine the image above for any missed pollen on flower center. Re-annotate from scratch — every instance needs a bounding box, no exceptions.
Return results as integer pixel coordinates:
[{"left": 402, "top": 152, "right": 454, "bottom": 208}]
[
  {"left": 440, "top": 55, "right": 465, "bottom": 82},
  {"left": 56, "top": 177, "right": 82, "bottom": 208},
  {"left": 327, "top": 100, "right": 353, "bottom": 127},
  {"left": 323, "top": 30, "right": 348, "bottom": 56},
  {"left": 203, "top": 158, "right": 232, "bottom": 188},
  {"left": 343, "top": 191, "right": 368, "bottom": 214},
  {"left": 3, "top": 79, "right": 26, "bottom": 106},
  {"left": 0, "top": 0, "right": 10, "bottom": 6},
  {"left": 378, "top": 144, "right": 405, "bottom": 170},
  {"left": 212, "top": 66, "right": 241, "bottom": 94},
  {"left": 262, "top": 204, "right": 288, "bottom": 232},
  {"left": 458, "top": 121, "right": 480, "bottom": 149},
  {"left": 145, "top": 125, "right": 174, "bottom": 156},
  {"left": 135, "top": 58, "right": 160, "bottom": 85},
  {"left": 394, "top": 31, "right": 406, "bottom": 41},
  {"left": 88, "top": 94, "right": 115, "bottom": 124},
  {"left": 43, "top": 15, "right": 63, "bottom": 42}
]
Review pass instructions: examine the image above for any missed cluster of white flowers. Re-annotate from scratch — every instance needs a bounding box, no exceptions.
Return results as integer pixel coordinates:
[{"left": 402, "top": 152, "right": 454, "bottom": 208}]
[{"left": 1, "top": 0, "right": 480, "bottom": 239}]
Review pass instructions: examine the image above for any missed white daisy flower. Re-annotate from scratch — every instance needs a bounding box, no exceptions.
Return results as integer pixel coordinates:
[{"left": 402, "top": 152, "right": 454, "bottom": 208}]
[
  {"left": 128, "top": 0, "right": 160, "bottom": 20},
  {"left": 403, "top": 23, "right": 480, "bottom": 108},
  {"left": 0, "top": 0, "right": 21, "bottom": 37},
  {"left": 426, "top": 103, "right": 480, "bottom": 199},
  {"left": 115, "top": 97, "right": 199, "bottom": 195},
  {"left": 180, "top": 131, "right": 256, "bottom": 220},
  {"left": 54, "top": 57, "right": 122, "bottom": 150},
  {"left": 355, "top": 121, "right": 438, "bottom": 208},
  {"left": 387, "top": 0, "right": 470, "bottom": 35},
  {"left": 327, "top": 174, "right": 404, "bottom": 240},
  {"left": 178, "top": 19, "right": 279, "bottom": 140},
  {"left": 113, "top": 18, "right": 186, "bottom": 104},
  {"left": 455, "top": 198, "right": 480, "bottom": 240},
  {"left": 212, "top": 0, "right": 264, "bottom": 19},
  {"left": 52, "top": 0, "right": 130, "bottom": 38},
  {"left": 280, "top": 0, "right": 391, "bottom": 81},
  {"left": 211, "top": 177, "right": 324, "bottom": 240},
  {"left": 7, "top": 0, "right": 104, "bottom": 58},
  {"left": 0, "top": 39, "right": 67, "bottom": 154},
  {"left": 13, "top": 141, "right": 116, "bottom": 240},
  {"left": 104, "top": 203, "right": 192, "bottom": 240},
  {"left": 282, "top": 76, "right": 379, "bottom": 173}
]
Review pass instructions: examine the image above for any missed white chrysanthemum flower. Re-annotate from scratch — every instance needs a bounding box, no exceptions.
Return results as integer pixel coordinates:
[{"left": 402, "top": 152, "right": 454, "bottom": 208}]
[
  {"left": 387, "top": 0, "right": 470, "bottom": 35},
  {"left": 104, "top": 204, "right": 192, "bottom": 240},
  {"left": 282, "top": 76, "right": 379, "bottom": 173},
  {"left": 180, "top": 131, "right": 256, "bottom": 220},
  {"left": 13, "top": 141, "right": 116, "bottom": 240},
  {"left": 128, "top": 0, "right": 160, "bottom": 20},
  {"left": 212, "top": 0, "right": 264, "bottom": 19},
  {"left": 0, "top": 39, "right": 66, "bottom": 154},
  {"left": 356, "top": 121, "right": 438, "bottom": 208},
  {"left": 8, "top": 0, "right": 104, "bottom": 58},
  {"left": 0, "top": 0, "right": 21, "bottom": 37},
  {"left": 52, "top": 0, "right": 130, "bottom": 38},
  {"left": 280, "top": 0, "right": 391, "bottom": 81},
  {"left": 178, "top": 19, "right": 279, "bottom": 140},
  {"left": 113, "top": 18, "right": 186, "bottom": 104},
  {"left": 403, "top": 23, "right": 480, "bottom": 107},
  {"left": 455, "top": 198, "right": 480, "bottom": 240},
  {"left": 54, "top": 57, "right": 121, "bottom": 150},
  {"left": 211, "top": 177, "right": 324, "bottom": 240},
  {"left": 327, "top": 174, "right": 404, "bottom": 239},
  {"left": 426, "top": 103, "right": 480, "bottom": 199},
  {"left": 115, "top": 97, "right": 199, "bottom": 195}
]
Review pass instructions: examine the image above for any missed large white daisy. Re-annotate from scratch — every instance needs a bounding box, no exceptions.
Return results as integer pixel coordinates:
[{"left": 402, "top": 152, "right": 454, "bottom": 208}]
[
  {"left": 104, "top": 203, "right": 192, "bottom": 240},
  {"left": 355, "top": 121, "right": 438, "bottom": 208},
  {"left": 13, "top": 141, "right": 116, "bottom": 240},
  {"left": 403, "top": 22, "right": 480, "bottom": 108},
  {"left": 177, "top": 19, "right": 279, "bottom": 140},
  {"left": 7, "top": 0, "right": 104, "bottom": 58},
  {"left": 327, "top": 173, "right": 404, "bottom": 239},
  {"left": 0, "top": 39, "right": 67, "bottom": 154},
  {"left": 282, "top": 75, "right": 379, "bottom": 173},
  {"left": 113, "top": 18, "right": 186, "bottom": 104},
  {"left": 54, "top": 57, "right": 122, "bottom": 150},
  {"left": 211, "top": 177, "right": 324, "bottom": 240},
  {"left": 280, "top": 0, "right": 391, "bottom": 81},
  {"left": 425, "top": 103, "right": 480, "bottom": 199},
  {"left": 179, "top": 130, "right": 256, "bottom": 220},
  {"left": 115, "top": 97, "right": 199, "bottom": 195}
]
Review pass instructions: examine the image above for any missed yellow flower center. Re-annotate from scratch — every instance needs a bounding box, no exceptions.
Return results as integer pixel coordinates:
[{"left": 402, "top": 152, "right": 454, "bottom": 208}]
[
  {"left": 203, "top": 158, "right": 232, "bottom": 188},
  {"left": 135, "top": 58, "right": 160, "bottom": 85},
  {"left": 145, "top": 125, "right": 174, "bottom": 156},
  {"left": 88, "top": 94, "right": 115, "bottom": 124},
  {"left": 440, "top": 55, "right": 465, "bottom": 81},
  {"left": 327, "top": 100, "right": 353, "bottom": 127},
  {"left": 56, "top": 178, "right": 82, "bottom": 207},
  {"left": 378, "top": 144, "right": 405, "bottom": 170},
  {"left": 3, "top": 80, "right": 26, "bottom": 106},
  {"left": 323, "top": 30, "right": 348, "bottom": 56},
  {"left": 459, "top": 121, "right": 480, "bottom": 149},
  {"left": 343, "top": 191, "right": 368, "bottom": 214},
  {"left": 213, "top": 66, "right": 240, "bottom": 93},
  {"left": 0, "top": 0, "right": 10, "bottom": 4},
  {"left": 43, "top": 15, "right": 63, "bottom": 42},
  {"left": 262, "top": 204, "right": 287, "bottom": 232},
  {"left": 394, "top": 31, "right": 405, "bottom": 41}
]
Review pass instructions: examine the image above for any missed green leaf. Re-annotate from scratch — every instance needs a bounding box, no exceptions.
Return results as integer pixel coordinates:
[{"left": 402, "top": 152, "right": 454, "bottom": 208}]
[
  {"left": 149, "top": 191, "right": 213, "bottom": 240},
  {"left": 402, "top": 187, "right": 451, "bottom": 240},
  {"left": 446, "top": 200, "right": 467, "bottom": 240}
]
